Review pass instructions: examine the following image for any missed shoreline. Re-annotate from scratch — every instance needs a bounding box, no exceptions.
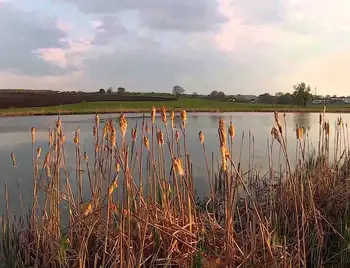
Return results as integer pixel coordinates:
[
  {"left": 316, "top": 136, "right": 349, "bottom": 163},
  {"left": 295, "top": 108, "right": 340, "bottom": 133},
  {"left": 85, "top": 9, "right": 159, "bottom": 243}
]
[{"left": 0, "top": 107, "right": 349, "bottom": 117}]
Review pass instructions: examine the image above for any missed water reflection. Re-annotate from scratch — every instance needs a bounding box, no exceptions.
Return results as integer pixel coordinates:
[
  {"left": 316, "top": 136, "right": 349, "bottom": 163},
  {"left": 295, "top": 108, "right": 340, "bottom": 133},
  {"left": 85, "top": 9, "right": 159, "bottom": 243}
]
[
  {"left": 0, "top": 112, "right": 347, "bottom": 216},
  {"left": 293, "top": 113, "right": 311, "bottom": 130}
]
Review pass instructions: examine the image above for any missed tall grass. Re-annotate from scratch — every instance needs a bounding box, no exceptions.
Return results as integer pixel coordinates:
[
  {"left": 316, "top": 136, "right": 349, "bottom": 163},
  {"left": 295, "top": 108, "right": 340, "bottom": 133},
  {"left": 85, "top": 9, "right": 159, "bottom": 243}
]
[{"left": 0, "top": 107, "right": 349, "bottom": 267}]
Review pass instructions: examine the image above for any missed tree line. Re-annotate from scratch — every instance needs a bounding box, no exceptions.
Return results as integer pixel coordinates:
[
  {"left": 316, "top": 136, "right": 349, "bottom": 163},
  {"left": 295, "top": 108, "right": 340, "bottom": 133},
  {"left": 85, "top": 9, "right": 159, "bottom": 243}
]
[{"left": 98, "top": 82, "right": 315, "bottom": 106}]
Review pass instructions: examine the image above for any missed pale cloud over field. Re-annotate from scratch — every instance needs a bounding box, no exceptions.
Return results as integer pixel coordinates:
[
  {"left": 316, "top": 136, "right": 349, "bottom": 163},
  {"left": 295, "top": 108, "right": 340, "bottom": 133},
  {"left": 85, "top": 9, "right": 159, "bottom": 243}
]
[{"left": 0, "top": 0, "right": 350, "bottom": 95}]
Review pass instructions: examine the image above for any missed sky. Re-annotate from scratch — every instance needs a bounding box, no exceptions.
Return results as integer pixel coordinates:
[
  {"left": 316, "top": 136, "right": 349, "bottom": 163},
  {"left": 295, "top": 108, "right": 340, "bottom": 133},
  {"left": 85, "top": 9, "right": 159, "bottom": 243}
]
[{"left": 1, "top": 0, "right": 350, "bottom": 95}]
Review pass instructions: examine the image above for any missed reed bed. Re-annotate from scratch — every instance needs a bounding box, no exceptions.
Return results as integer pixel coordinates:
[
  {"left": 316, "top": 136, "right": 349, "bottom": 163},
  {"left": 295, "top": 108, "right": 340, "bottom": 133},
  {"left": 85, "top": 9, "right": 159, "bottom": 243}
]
[{"left": 0, "top": 107, "right": 349, "bottom": 268}]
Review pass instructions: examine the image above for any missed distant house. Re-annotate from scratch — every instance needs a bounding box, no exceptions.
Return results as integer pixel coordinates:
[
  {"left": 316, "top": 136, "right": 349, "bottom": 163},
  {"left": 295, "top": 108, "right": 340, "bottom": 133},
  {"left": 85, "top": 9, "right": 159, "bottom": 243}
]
[
  {"left": 233, "top": 94, "right": 258, "bottom": 102},
  {"left": 312, "top": 97, "right": 350, "bottom": 105}
]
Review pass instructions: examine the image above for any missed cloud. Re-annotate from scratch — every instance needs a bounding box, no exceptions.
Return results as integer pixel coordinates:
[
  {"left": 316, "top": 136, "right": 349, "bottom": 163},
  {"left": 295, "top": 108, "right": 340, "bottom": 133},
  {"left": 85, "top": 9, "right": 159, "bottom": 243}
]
[
  {"left": 61, "top": 0, "right": 226, "bottom": 32},
  {"left": 2, "top": 0, "right": 350, "bottom": 96},
  {"left": 0, "top": 3, "right": 72, "bottom": 76}
]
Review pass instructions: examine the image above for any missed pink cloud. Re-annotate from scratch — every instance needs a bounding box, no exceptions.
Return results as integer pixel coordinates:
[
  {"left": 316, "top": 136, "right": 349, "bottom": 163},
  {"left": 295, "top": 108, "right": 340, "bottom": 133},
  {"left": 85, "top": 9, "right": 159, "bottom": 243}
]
[
  {"left": 56, "top": 20, "right": 73, "bottom": 32},
  {"left": 36, "top": 38, "right": 92, "bottom": 68},
  {"left": 37, "top": 48, "right": 67, "bottom": 68},
  {"left": 90, "top": 20, "right": 103, "bottom": 29}
]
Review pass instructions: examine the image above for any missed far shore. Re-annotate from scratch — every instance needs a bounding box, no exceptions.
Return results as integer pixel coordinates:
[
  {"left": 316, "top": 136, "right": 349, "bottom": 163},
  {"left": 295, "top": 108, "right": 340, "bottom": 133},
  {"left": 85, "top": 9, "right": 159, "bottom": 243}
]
[{"left": 1, "top": 106, "right": 350, "bottom": 117}]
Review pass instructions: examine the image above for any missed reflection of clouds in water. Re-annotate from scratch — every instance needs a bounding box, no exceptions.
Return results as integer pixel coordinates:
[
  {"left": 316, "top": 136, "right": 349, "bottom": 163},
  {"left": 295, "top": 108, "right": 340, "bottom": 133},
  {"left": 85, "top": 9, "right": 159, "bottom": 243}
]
[
  {"left": 293, "top": 113, "right": 311, "bottom": 130},
  {"left": 0, "top": 112, "right": 349, "bottom": 213}
]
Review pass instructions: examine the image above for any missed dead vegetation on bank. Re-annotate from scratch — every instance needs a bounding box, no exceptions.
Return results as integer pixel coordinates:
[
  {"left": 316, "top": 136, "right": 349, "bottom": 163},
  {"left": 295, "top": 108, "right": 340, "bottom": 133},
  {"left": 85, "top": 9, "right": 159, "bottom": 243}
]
[{"left": 0, "top": 107, "right": 349, "bottom": 268}]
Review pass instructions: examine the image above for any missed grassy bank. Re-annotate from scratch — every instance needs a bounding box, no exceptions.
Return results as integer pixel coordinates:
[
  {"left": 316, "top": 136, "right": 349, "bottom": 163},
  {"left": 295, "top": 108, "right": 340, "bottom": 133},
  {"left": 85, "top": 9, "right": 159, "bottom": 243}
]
[
  {"left": 0, "top": 107, "right": 350, "bottom": 267},
  {"left": 1, "top": 98, "right": 350, "bottom": 116}
]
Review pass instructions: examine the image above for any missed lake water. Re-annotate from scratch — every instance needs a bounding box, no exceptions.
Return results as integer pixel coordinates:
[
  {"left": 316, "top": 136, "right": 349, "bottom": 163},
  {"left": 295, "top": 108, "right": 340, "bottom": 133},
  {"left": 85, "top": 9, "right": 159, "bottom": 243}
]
[{"left": 0, "top": 112, "right": 345, "bottom": 216}]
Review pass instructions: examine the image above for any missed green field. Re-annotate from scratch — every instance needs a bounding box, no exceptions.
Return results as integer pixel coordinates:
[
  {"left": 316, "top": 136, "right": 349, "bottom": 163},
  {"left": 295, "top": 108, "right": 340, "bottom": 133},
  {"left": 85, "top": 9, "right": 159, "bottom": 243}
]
[{"left": 0, "top": 98, "right": 349, "bottom": 116}]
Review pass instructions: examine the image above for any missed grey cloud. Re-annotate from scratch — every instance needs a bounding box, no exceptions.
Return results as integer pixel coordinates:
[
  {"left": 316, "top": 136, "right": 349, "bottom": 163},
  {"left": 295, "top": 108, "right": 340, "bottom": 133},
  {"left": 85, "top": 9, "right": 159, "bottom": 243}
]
[
  {"left": 62, "top": 0, "right": 226, "bottom": 32},
  {"left": 83, "top": 39, "right": 239, "bottom": 94},
  {"left": 0, "top": 3, "right": 73, "bottom": 76},
  {"left": 231, "top": 0, "right": 286, "bottom": 25},
  {"left": 91, "top": 15, "right": 128, "bottom": 45}
]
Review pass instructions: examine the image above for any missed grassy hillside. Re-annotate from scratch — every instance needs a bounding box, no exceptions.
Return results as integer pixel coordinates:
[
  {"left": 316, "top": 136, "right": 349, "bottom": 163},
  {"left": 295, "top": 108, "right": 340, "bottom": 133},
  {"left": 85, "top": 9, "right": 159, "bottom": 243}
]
[{"left": 0, "top": 98, "right": 350, "bottom": 116}]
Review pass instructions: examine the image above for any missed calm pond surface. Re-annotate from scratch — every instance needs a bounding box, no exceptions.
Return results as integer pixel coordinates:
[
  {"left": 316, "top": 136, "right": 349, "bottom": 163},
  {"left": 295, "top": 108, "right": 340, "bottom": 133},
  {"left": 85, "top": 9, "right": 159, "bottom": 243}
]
[{"left": 0, "top": 112, "right": 345, "bottom": 215}]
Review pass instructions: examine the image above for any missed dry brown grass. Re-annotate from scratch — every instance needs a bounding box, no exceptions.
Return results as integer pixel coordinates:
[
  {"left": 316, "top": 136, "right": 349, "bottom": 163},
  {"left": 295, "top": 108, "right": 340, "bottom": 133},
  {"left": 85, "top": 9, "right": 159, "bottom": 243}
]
[{"left": 0, "top": 109, "right": 349, "bottom": 268}]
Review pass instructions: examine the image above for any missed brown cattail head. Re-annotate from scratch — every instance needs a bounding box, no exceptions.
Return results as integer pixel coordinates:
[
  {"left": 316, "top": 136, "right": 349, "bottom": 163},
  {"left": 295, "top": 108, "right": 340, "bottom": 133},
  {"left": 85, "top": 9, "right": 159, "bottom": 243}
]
[
  {"left": 319, "top": 113, "right": 322, "bottom": 125},
  {"left": 175, "top": 130, "right": 180, "bottom": 143},
  {"left": 108, "top": 176, "right": 118, "bottom": 196},
  {"left": 151, "top": 106, "right": 156, "bottom": 124},
  {"left": 218, "top": 117, "right": 227, "bottom": 146},
  {"left": 56, "top": 117, "right": 62, "bottom": 133},
  {"left": 93, "top": 126, "right": 97, "bottom": 137},
  {"left": 95, "top": 114, "right": 100, "bottom": 127},
  {"left": 49, "top": 128, "right": 54, "bottom": 147},
  {"left": 161, "top": 105, "right": 167, "bottom": 124},
  {"left": 199, "top": 131, "right": 204, "bottom": 144},
  {"left": 172, "top": 157, "right": 184, "bottom": 176},
  {"left": 74, "top": 127, "right": 80, "bottom": 145},
  {"left": 271, "top": 127, "right": 281, "bottom": 144},
  {"left": 60, "top": 133, "right": 66, "bottom": 144},
  {"left": 273, "top": 111, "right": 283, "bottom": 133},
  {"left": 103, "top": 124, "right": 108, "bottom": 140},
  {"left": 95, "top": 142, "right": 99, "bottom": 152},
  {"left": 84, "top": 152, "right": 88, "bottom": 161},
  {"left": 324, "top": 122, "right": 330, "bottom": 135},
  {"left": 157, "top": 129, "right": 164, "bottom": 146},
  {"left": 31, "top": 127, "right": 36, "bottom": 144},
  {"left": 110, "top": 126, "right": 116, "bottom": 148},
  {"left": 296, "top": 126, "right": 304, "bottom": 140},
  {"left": 337, "top": 116, "right": 343, "bottom": 128},
  {"left": 83, "top": 202, "right": 93, "bottom": 216},
  {"left": 228, "top": 122, "right": 235, "bottom": 138},
  {"left": 119, "top": 114, "right": 128, "bottom": 138},
  {"left": 43, "top": 152, "right": 51, "bottom": 167},
  {"left": 115, "top": 161, "right": 120, "bottom": 173},
  {"left": 143, "top": 136, "right": 150, "bottom": 151},
  {"left": 220, "top": 145, "right": 228, "bottom": 171},
  {"left": 131, "top": 128, "right": 137, "bottom": 142},
  {"left": 274, "top": 111, "right": 279, "bottom": 125},
  {"left": 171, "top": 111, "right": 175, "bottom": 129},
  {"left": 180, "top": 109, "right": 187, "bottom": 127},
  {"left": 11, "top": 153, "right": 16, "bottom": 168},
  {"left": 37, "top": 147, "right": 42, "bottom": 159}
]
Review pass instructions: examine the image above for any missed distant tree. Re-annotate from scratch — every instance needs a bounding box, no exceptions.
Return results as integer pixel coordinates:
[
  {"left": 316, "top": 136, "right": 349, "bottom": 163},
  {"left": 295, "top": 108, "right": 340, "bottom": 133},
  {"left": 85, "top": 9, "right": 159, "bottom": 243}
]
[
  {"left": 277, "top": 93, "right": 294, "bottom": 105},
  {"left": 192, "top": 92, "right": 198, "bottom": 98},
  {"left": 210, "top": 90, "right": 218, "bottom": 98},
  {"left": 332, "top": 94, "right": 337, "bottom": 98},
  {"left": 293, "top": 82, "right": 312, "bottom": 106},
  {"left": 107, "top": 87, "right": 113, "bottom": 94},
  {"left": 172, "top": 85, "right": 185, "bottom": 97},
  {"left": 218, "top": 91, "right": 225, "bottom": 97},
  {"left": 99, "top": 88, "right": 106, "bottom": 93},
  {"left": 258, "top": 93, "right": 276, "bottom": 104},
  {"left": 117, "top": 87, "right": 126, "bottom": 95}
]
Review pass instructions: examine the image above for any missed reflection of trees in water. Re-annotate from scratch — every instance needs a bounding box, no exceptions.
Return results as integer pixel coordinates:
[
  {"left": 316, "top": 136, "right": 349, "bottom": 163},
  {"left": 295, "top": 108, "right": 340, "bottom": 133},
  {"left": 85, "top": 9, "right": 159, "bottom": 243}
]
[
  {"left": 191, "top": 114, "right": 199, "bottom": 121},
  {"left": 210, "top": 114, "right": 220, "bottom": 125},
  {"left": 293, "top": 113, "right": 311, "bottom": 131}
]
